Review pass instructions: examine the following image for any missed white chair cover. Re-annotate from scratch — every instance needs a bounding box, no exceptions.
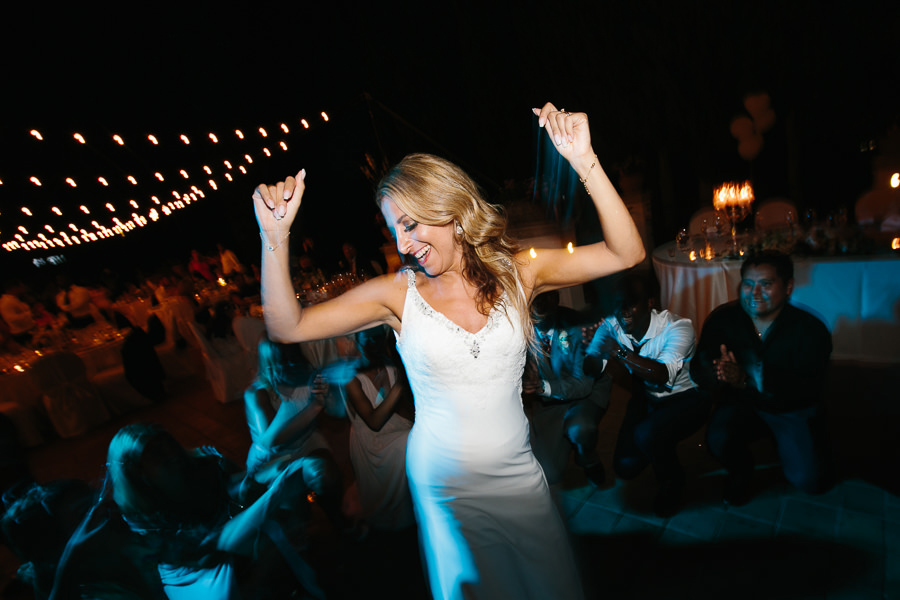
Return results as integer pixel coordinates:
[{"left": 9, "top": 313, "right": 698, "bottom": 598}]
[
  {"left": 189, "top": 323, "right": 254, "bottom": 404},
  {"left": 232, "top": 316, "right": 267, "bottom": 375},
  {"left": 28, "top": 352, "right": 110, "bottom": 438}
]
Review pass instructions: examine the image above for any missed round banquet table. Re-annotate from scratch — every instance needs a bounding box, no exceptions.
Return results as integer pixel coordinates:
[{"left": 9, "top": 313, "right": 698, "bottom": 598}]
[{"left": 652, "top": 241, "right": 900, "bottom": 363}]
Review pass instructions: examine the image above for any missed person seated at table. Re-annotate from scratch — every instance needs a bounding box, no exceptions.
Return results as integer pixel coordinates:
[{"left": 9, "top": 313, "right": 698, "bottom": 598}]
[
  {"left": 293, "top": 253, "right": 327, "bottom": 297},
  {"left": 242, "top": 338, "right": 347, "bottom": 538},
  {"left": 218, "top": 243, "right": 245, "bottom": 281},
  {"left": 0, "top": 319, "right": 23, "bottom": 354},
  {"left": 188, "top": 249, "right": 216, "bottom": 282},
  {"left": 523, "top": 289, "right": 610, "bottom": 488},
  {"left": 343, "top": 325, "right": 415, "bottom": 532},
  {"left": 228, "top": 272, "right": 262, "bottom": 314},
  {"left": 690, "top": 251, "right": 834, "bottom": 506},
  {"left": 335, "top": 241, "right": 384, "bottom": 281},
  {"left": 584, "top": 271, "right": 708, "bottom": 517},
  {"left": 1, "top": 280, "right": 37, "bottom": 346},
  {"left": 76, "top": 423, "right": 324, "bottom": 600},
  {"left": 55, "top": 275, "right": 96, "bottom": 329}
]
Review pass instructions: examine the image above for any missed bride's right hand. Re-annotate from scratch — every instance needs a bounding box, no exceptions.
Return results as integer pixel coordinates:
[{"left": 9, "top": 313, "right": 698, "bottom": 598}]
[{"left": 252, "top": 169, "right": 306, "bottom": 237}]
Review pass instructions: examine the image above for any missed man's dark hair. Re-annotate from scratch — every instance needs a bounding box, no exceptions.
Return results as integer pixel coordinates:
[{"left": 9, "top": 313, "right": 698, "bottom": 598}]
[{"left": 740, "top": 251, "right": 794, "bottom": 282}]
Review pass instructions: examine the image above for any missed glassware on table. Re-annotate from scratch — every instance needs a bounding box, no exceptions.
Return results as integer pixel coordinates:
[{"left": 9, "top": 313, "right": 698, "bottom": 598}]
[{"left": 675, "top": 228, "right": 690, "bottom": 253}]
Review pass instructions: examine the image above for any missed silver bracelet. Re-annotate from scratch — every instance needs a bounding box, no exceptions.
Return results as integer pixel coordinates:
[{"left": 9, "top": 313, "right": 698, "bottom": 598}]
[{"left": 260, "top": 230, "right": 290, "bottom": 252}]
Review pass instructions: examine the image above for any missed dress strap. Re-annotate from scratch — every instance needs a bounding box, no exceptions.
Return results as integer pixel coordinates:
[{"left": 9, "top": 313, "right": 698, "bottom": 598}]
[{"left": 404, "top": 267, "right": 417, "bottom": 289}]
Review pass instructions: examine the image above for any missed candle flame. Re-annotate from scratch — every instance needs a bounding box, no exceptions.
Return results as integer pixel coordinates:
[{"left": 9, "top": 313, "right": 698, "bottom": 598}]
[{"left": 713, "top": 181, "right": 755, "bottom": 211}]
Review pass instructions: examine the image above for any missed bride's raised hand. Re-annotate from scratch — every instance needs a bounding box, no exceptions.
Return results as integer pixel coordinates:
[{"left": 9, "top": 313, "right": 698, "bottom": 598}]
[
  {"left": 252, "top": 169, "right": 306, "bottom": 247},
  {"left": 532, "top": 102, "right": 594, "bottom": 170}
]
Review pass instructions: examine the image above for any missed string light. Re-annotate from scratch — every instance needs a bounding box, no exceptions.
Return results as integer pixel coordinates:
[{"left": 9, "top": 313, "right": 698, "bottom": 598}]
[{"left": 2, "top": 111, "right": 331, "bottom": 252}]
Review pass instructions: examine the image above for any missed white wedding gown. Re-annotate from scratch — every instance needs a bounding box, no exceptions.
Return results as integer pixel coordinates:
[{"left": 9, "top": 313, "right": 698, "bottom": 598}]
[{"left": 396, "top": 269, "right": 584, "bottom": 600}]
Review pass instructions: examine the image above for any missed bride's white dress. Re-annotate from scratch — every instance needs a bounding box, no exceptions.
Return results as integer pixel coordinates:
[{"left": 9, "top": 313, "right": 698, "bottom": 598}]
[{"left": 396, "top": 269, "right": 584, "bottom": 600}]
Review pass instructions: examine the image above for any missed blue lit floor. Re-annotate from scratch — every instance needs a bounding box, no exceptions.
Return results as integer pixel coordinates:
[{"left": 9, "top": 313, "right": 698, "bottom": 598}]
[
  {"left": 556, "top": 361, "right": 899, "bottom": 600},
  {"left": 4, "top": 350, "right": 897, "bottom": 599}
]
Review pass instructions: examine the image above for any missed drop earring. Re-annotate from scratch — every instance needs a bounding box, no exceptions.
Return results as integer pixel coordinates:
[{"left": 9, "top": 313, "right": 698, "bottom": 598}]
[{"left": 455, "top": 222, "right": 463, "bottom": 236}]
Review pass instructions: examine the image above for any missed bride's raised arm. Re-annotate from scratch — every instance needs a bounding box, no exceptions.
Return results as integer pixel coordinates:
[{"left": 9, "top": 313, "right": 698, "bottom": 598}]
[
  {"left": 522, "top": 102, "right": 645, "bottom": 297},
  {"left": 252, "top": 171, "right": 403, "bottom": 343}
]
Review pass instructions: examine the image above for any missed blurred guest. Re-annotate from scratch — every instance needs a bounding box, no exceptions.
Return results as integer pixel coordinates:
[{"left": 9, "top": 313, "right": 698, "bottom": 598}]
[
  {"left": 121, "top": 323, "right": 167, "bottom": 402},
  {"left": 690, "top": 251, "right": 834, "bottom": 506},
  {"left": 218, "top": 243, "right": 245, "bottom": 280},
  {"left": 98, "top": 423, "right": 322, "bottom": 599},
  {"left": 524, "top": 290, "right": 610, "bottom": 487},
  {"left": 336, "top": 241, "right": 383, "bottom": 280},
  {"left": 585, "top": 271, "right": 707, "bottom": 517},
  {"left": 2, "top": 479, "right": 95, "bottom": 600},
  {"left": 242, "top": 339, "right": 347, "bottom": 538},
  {"left": 294, "top": 253, "right": 327, "bottom": 294},
  {"left": 31, "top": 303, "right": 57, "bottom": 329},
  {"left": 55, "top": 275, "right": 95, "bottom": 329},
  {"left": 0, "top": 319, "right": 22, "bottom": 354},
  {"left": 0, "top": 280, "right": 36, "bottom": 345},
  {"left": 343, "top": 325, "right": 415, "bottom": 532},
  {"left": 188, "top": 249, "right": 215, "bottom": 282}
]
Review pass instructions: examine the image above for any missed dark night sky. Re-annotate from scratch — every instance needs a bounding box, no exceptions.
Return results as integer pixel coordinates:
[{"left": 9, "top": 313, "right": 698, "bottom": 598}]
[{"left": 3, "top": 0, "right": 899, "bottom": 277}]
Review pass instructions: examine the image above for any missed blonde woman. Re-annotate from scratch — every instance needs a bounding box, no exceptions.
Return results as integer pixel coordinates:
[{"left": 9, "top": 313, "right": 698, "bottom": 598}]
[{"left": 253, "top": 102, "right": 644, "bottom": 600}]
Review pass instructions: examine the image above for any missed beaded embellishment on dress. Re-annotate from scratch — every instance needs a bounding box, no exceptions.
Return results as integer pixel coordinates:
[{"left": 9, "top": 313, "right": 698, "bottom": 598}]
[{"left": 405, "top": 269, "right": 500, "bottom": 359}]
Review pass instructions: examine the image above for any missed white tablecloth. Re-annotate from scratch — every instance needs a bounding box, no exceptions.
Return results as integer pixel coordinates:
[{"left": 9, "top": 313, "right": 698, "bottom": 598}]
[{"left": 652, "top": 242, "right": 900, "bottom": 363}]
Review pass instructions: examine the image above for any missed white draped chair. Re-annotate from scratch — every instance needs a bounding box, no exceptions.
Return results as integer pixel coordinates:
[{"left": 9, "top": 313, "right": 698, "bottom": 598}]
[
  {"left": 232, "top": 316, "right": 267, "bottom": 377},
  {"left": 189, "top": 323, "right": 254, "bottom": 404},
  {"left": 28, "top": 352, "right": 110, "bottom": 438}
]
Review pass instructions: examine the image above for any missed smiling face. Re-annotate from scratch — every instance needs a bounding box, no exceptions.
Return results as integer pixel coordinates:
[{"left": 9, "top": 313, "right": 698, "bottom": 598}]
[
  {"left": 379, "top": 197, "right": 461, "bottom": 277},
  {"left": 740, "top": 264, "right": 793, "bottom": 321}
]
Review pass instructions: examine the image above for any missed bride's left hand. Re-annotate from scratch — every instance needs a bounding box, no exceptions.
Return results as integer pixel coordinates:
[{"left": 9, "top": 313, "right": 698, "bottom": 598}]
[{"left": 532, "top": 102, "right": 594, "bottom": 171}]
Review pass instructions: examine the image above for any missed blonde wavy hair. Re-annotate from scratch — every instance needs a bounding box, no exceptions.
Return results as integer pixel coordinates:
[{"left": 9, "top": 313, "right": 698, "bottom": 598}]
[{"left": 376, "top": 153, "right": 536, "bottom": 351}]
